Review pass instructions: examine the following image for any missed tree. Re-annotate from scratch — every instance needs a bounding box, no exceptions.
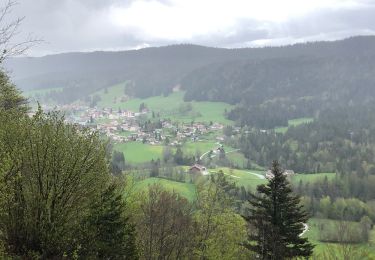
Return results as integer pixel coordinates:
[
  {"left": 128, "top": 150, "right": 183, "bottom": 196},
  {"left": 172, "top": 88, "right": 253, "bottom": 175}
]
[
  {"left": 136, "top": 184, "right": 194, "bottom": 259},
  {"left": 111, "top": 150, "right": 126, "bottom": 175},
  {"left": 0, "top": 70, "right": 28, "bottom": 113},
  {"left": 0, "top": 0, "right": 40, "bottom": 61},
  {"left": 150, "top": 159, "right": 159, "bottom": 177},
  {"left": 174, "top": 146, "right": 184, "bottom": 165},
  {"left": 0, "top": 109, "right": 110, "bottom": 258},
  {"left": 194, "top": 171, "right": 248, "bottom": 259},
  {"left": 81, "top": 182, "right": 138, "bottom": 259},
  {"left": 246, "top": 161, "right": 314, "bottom": 259}
]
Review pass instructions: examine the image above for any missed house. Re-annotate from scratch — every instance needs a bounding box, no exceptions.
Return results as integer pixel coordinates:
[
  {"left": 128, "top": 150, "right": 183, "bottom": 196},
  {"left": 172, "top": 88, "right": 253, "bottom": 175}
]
[
  {"left": 265, "top": 169, "right": 295, "bottom": 179},
  {"left": 189, "top": 164, "right": 207, "bottom": 174}
]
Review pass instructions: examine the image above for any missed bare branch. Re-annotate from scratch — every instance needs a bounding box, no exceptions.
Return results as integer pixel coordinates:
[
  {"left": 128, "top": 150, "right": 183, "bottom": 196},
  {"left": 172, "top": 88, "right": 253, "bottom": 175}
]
[{"left": 0, "top": 0, "right": 42, "bottom": 62}]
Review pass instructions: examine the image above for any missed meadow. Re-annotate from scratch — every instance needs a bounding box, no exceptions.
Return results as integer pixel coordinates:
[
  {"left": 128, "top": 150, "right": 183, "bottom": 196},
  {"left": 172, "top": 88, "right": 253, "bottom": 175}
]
[
  {"left": 114, "top": 142, "right": 164, "bottom": 164},
  {"left": 275, "top": 117, "right": 314, "bottom": 134},
  {"left": 93, "top": 82, "right": 234, "bottom": 124},
  {"left": 304, "top": 218, "right": 375, "bottom": 257},
  {"left": 134, "top": 177, "right": 196, "bottom": 201},
  {"left": 289, "top": 172, "right": 336, "bottom": 185}
]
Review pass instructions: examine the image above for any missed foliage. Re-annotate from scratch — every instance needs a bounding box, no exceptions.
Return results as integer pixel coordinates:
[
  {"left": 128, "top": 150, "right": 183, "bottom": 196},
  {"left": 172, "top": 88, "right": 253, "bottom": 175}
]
[
  {"left": 0, "top": 70, "right": 28, "bottom": 113},
  {"left": 135, "top": 184, "right": 194, "bottom": 259},
  {"left": 80, "top": 181, "right": 138, "bottom": 259},
  {"left": 246, "top": 161, "right": 314, "bottom": 259},
  {"left": 0, "top": 109, "right": 111, "bottom": 257}
]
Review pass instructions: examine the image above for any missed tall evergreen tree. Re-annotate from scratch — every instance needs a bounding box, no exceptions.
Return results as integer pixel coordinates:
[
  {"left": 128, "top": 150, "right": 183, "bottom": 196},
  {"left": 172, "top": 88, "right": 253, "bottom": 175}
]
[
  {"left": 0, "top": 70, "right": 28, "bottom": 113},
  {"left": 245, "top": 161, "right": 314, "bottom": 259},
  {"left": 83, "top": 182, "right": 138, "bottom": 259}
]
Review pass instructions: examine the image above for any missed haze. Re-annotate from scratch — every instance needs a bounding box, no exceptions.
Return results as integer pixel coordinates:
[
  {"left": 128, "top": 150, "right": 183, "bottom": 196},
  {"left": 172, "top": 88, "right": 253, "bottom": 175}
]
[{"left": 8, "top": 0, "right": 375, "bottom": 56}]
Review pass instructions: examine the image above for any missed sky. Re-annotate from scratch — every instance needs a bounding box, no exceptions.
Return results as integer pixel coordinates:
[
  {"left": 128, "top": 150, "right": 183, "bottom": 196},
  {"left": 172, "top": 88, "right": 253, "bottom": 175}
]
[{"left": 5, "top": 0, "right": 375, "bottom": 56}]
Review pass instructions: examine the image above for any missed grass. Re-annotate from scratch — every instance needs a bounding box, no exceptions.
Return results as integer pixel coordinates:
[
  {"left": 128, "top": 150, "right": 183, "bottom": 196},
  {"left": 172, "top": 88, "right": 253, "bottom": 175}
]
[
  {"left": 275, "top": 117, "right": 314, "bottom": 134},
  {"left": 290, "top": 172, "right": 336, "bottom": 185},
  {"left": 114, "top": 142, "right": 164, "bottom": 164},
  {"left": 226, "top": 152, "right": 248, "bottom": 168},
  {"left": 210, "top": 167, "right": 267, "bottom": 190},
  {"left": 134, "top": 177, "right": 196, "bottom": 201},
  {"left": 208, "top": 169, "right": 337, "bottom": 191},
  {"left": 93, "top": 83, "right": 234, "bottom": 124},
  {"left": 182, "top": 141, "right": 220, "bottom": 155},
  {"left": 305, "top": 218, "right": 375, "bottom": 256}
]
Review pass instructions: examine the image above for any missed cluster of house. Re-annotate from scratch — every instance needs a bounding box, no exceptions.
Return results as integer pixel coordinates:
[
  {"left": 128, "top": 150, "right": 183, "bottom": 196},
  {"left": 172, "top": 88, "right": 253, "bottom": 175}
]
[
  {"left": 265, "top": 169, "right": 295, "bottom": 179},
  {"left": 43, "top": 104, "right": 226, "bottom": 146}
]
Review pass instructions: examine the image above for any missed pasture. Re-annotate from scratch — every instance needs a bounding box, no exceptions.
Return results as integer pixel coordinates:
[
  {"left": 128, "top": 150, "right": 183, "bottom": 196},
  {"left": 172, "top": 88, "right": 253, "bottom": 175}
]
[
  {"left": 114, "top": 142, "right": 164, "bottom": 164},
  {"left": 305, "top": 218, "right": 375, "bottom": 257},
  {"left": 134, "top": 177, "right": 196, "bottom": 201},
  {"left": 93, "top": 83, "right": 234, "bottom": 124},
  {"left": 275, "top": 117, "right": 314, "bottom": 134}
]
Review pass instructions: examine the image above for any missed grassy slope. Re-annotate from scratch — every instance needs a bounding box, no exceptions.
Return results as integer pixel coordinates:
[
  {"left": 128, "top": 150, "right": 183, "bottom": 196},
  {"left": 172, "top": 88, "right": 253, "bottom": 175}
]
[
  {"left": 93, "top": 83, "right": 234, "bottom": 124},
  {"left": 275, "top": 117, "right": 314, "bottom": 134},
  {"left": 114, "top": 142, "right": 164, "bottom": 164},
  {"left": 210, "top": 167, "right": 267, "bottom": 190},
  {"left": 135, "top": 177, "right": 196, "bottom": 201},
  {"left": 290, "top": 172, "right": 336, "bottom": 185},
  {"left": 305, "top": 218, "right": 375, "bottom": 256}
]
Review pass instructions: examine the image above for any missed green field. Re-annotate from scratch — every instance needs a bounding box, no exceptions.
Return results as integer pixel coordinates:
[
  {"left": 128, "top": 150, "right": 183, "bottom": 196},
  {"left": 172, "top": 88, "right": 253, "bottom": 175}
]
[
  {"left": 275, "top": 117, "right": 314, "bottom": 134},
  {"left": 135, "top": 177, "right": 196, "bottom": 201},
  {"left": 114, "top": 142, "right": 164, "bottom": 164},
  {"left": 93, "top": 83, "right": 234, "bottom": 124},
  {"left": 182, "top": 141, "right": 219, "bottom": 155},
  {"left": 305, "top": 218, "right": 375, "bottom": 256},
  {"left": 290, "top": 172, "right": 336, "bottom": 185},
  {"left": 210, "top": 167, "right": 267, "bottom": 190},
  {"left": 209, "top": 169, "right": 337, "bottom": 191},
  {"left": 226, "top": 151, "right": 248, "bottom": 168}
]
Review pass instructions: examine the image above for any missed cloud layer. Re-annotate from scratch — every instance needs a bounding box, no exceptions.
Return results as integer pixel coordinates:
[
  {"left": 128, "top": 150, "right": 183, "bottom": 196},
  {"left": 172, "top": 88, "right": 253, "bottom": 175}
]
[{"left": 5, "top": 0, "right": 375, "bottom": 55}]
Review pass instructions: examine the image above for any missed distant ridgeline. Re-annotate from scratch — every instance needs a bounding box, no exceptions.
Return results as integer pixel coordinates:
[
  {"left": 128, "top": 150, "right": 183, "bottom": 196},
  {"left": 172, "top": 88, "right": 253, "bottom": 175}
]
[{"left": 5, "top": 36, "right": 375, "bottom": 127}]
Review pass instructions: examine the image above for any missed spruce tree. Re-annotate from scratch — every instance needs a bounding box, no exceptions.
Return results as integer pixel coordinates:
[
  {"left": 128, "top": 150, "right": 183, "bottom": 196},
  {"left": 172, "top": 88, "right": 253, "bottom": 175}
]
[
  {"left": 82, "top": 182, "right": 138, "bottom": 259},
  {"left": 246, "top": 161, "right": 314, "bottom": 259},
  {"left": 0, "top": 70, "right": 28, "bottom": 113}
]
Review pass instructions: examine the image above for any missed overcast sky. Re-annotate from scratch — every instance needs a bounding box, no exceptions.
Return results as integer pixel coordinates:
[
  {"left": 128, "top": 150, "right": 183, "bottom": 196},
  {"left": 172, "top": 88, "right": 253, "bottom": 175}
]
[{"left": 6, "top": 0, "right": 375, "bottom": 56}]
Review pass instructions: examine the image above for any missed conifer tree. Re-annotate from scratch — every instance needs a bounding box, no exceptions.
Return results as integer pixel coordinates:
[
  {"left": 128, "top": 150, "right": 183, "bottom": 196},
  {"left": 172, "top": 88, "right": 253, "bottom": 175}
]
[
  {"left": 0, "top": 70, "right": 28, "bottom": 113},
  {"left": 246, "top": 161, "right": 314, "bottom": 259},
  {"left": 83, "top": 182, "right": 138, "bottom": 259}
]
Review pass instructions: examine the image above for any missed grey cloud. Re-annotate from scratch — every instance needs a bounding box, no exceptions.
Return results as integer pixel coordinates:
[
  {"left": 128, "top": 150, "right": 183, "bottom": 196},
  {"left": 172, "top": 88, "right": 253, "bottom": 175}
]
[{"left": 5, "top": 0, "right": 375, "bottom": 55}]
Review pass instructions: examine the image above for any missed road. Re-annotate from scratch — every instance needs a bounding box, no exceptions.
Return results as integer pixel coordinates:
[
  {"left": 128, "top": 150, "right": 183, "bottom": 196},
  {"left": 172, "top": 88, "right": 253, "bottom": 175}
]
[{"left": 300, "top": 223, "right": 309, "bottom": 237}]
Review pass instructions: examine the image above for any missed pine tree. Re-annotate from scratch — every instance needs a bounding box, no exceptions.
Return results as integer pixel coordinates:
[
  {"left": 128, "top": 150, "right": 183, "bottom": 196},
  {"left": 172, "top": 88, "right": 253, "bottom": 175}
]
[
  {"left": 246, "top": 161, "right": 314, "bottom": 259},
  {"left": 83, "top": 183, "right": 138, "bottom": 259},
  {"left": 0, "top": 70, "right": 28, "bottom": 113}
]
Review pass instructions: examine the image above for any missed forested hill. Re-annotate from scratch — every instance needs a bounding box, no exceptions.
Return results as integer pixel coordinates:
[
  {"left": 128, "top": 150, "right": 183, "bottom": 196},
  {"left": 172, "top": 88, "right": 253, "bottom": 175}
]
[{"left": 4, "top": 36, "right": 375, "bottom": 106}]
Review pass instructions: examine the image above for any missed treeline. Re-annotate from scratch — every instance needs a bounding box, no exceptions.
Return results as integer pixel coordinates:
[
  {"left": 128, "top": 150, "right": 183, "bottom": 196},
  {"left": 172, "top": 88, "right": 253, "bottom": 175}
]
[
  {"left": 182, "top": 50, "right": 375, "bottom": 128},
  {"left": 7, "top": 36, "right": 375, "bottom": 105},
  {"left": 231, "top": 104, "right": 375, "bottom": 174},
  {"left": 225, "top": 104, "right": 375, "bottom": 234}
]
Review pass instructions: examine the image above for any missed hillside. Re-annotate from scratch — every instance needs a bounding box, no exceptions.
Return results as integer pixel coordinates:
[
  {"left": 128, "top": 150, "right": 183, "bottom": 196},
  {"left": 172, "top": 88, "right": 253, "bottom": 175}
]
[{"left": 5, "top": 36, "right": 375, "bottom": 107}]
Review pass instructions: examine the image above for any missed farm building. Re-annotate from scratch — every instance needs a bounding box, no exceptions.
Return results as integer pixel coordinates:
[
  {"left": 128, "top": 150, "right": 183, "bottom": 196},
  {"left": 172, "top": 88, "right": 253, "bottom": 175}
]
[
  {"left": 266, "top": 169, "right": 295, "bottom": 179},
  {"left": 189, "top": 164, "right": 207, "bottom": 174}
]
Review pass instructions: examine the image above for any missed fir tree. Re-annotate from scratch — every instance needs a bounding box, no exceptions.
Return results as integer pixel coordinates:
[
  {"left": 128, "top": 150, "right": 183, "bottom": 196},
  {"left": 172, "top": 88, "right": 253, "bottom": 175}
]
[
  {"left": 0, "top": 70, "right": 28, "bottom": 113},
  {"left": 83, "top": 183, "right": 138, "bottom": 259},
  {"left": 246, "top": 161, "right": 314, "bottom": 259}
]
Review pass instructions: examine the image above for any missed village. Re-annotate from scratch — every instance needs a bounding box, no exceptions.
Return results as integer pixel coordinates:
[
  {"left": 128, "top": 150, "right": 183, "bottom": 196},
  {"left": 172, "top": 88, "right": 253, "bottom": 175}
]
[{"left": 41, "top": 103, "right": 228, "bottom": 147}]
